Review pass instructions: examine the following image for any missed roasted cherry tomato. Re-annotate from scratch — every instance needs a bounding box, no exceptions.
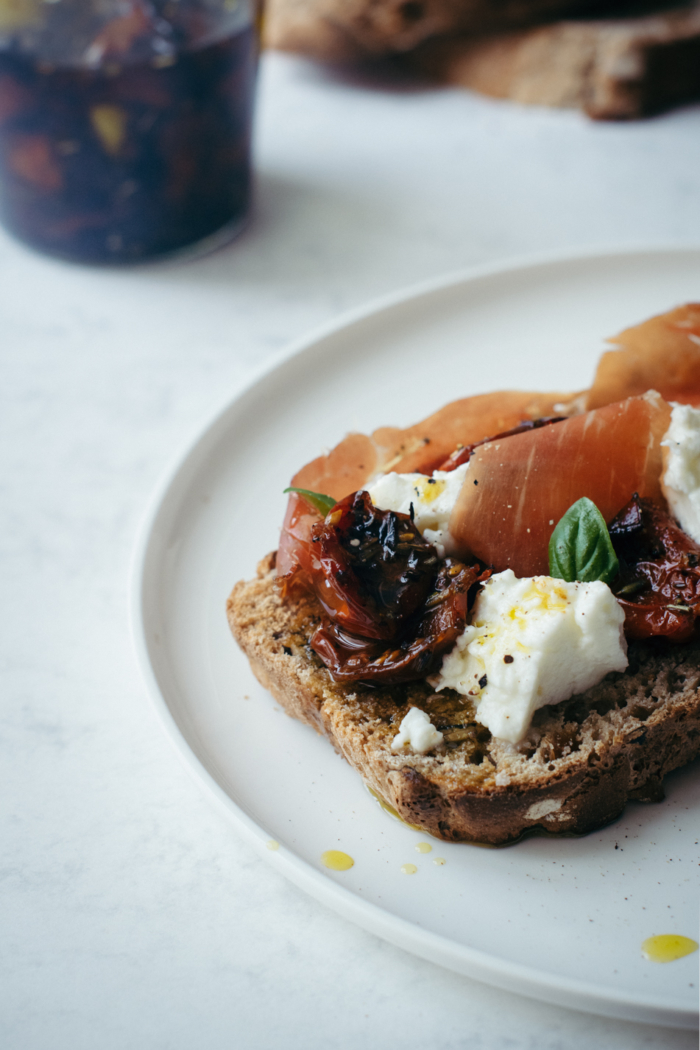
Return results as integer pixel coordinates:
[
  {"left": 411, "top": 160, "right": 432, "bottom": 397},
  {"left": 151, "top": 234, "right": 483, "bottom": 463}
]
[
  {"left": 311, "top": 559, "right": 488, "bottom": 686},
  {"left": 308, "top": 490, "right": 439, "bottom": 641},
  {"left": 610, "top": 494, "right": 700, "bottom": 642}
]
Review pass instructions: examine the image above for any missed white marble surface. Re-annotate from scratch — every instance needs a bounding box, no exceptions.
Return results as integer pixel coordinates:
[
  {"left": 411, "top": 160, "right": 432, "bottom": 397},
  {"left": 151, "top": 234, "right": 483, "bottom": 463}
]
[{"left": 1, "top": 51, "right": 699, "bottom": 1050}]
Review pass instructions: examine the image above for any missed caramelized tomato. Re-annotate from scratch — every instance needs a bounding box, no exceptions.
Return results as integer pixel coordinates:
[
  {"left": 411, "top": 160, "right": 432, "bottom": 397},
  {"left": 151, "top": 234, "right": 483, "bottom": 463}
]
[
  {"left": 308, "top": 490, "right": 439, "bottom": 641},
  {"left": 610, "top": 494, "right": 700, "bottom": 642},
  {"left": 311, "top": 559, "right": 487, "bottom": 685}
]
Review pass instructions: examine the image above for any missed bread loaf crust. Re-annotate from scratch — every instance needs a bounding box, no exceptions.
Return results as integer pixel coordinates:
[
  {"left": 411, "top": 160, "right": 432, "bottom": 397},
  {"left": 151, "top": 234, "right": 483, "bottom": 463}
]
[{"left": 227, "top": 554, "right": 700, "bottom": 845}]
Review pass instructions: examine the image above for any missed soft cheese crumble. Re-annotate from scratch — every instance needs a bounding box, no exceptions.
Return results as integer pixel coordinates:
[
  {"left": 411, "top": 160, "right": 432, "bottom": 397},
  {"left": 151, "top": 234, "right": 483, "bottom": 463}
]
[
  {"left": 391, "top": 707, "right": 444, "bottom": 754},
  {"left": 432, "top": 570, "right": 628, "bottom": 744},
  {"left": 662, "top": 402, "right": 700, "bottom": 543},
  {"left": 367, "top": 463, "right": 469, "bottom": 558}
]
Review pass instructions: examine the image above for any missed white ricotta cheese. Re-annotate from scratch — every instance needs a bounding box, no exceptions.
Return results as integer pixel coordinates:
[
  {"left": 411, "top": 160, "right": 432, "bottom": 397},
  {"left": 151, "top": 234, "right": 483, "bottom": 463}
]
[
  {"left": 662, "top": 403, "right": 700, "bottom": 543},
  {"left": 391, "top": 707, "right": 444, "bottom": 754},
  {"left": 367, "top": 463, "right": 469, "bottom": 558},
  {"left": 432, "top": 570, "right": 628, "bottom": 744}
]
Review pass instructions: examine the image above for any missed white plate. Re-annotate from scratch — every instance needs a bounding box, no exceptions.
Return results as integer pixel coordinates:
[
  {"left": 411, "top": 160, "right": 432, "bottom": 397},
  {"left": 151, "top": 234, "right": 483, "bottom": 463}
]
[{"left": 133, "top": 248, "right": 700, "bottom": 1029}]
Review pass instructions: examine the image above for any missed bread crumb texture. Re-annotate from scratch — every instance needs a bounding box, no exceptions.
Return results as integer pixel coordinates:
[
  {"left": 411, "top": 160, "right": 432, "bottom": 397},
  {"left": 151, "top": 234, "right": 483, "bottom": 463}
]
[{"left": 227, "top": 554, "right": 700, "bottom": 844}]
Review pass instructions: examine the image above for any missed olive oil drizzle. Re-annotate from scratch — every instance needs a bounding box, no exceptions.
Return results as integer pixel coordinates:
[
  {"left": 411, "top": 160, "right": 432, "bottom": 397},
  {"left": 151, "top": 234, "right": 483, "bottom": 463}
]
[
  {"left": 641, "top": 935, "right": 698, "bottom": 963},
  {"left": 321, "top": 850, "right": 354, "bottom": 871}
]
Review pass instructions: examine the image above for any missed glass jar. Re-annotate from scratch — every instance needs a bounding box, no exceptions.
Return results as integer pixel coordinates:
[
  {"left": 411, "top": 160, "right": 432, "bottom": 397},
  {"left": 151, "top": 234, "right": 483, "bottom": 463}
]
[{"left": 0, "top": 0, "right": 259, "bottom": 263}]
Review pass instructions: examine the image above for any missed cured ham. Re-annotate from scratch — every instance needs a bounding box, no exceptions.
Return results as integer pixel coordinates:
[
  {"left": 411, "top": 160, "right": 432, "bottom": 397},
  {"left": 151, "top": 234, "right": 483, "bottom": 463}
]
[
  {"left": 369, "top": 389, "right": 576, "bottom": 476},
  {"left": 277, "top": 388, "right": 573, "bottom": 576},
  {"left": 448, "top": 392, "right": 672, "bottom": 578},
  {"left": 587, "top": 303, "right": 700, "bottom": 410}
]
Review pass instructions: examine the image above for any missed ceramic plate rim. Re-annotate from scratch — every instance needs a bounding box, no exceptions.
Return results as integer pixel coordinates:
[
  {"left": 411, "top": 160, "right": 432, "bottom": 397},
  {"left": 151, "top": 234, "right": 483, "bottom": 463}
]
[{"left": 131, "top": 246, "right": 700, "bottom": 1031}]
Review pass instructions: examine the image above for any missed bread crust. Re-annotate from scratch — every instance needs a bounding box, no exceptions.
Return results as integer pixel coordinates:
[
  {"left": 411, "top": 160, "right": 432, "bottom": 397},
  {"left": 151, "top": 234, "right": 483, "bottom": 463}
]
[{"left": 227, "top": 554, "right": 700, "bottom": 845}]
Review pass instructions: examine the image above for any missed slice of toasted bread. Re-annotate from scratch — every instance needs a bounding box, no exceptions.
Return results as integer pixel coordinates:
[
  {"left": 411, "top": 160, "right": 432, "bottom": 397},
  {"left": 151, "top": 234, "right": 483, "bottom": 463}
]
[{"left": 227, "top": 553, "right": 700, "bottom": 845}]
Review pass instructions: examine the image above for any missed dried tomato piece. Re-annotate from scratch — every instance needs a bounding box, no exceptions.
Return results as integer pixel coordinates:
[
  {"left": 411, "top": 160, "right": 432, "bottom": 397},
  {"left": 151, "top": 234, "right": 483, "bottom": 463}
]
[
  {"left": 309, "top": 490, "right": 439, "bottom": 641},
  {"left": 8, "top": 134, "right": 62, "bottom": 191},
  {"left": 436, "top": 416, "right": 566, "bottom": 473},
  {"left": 610, "top": 494, "right": 700, "bottom": 642},
  {"left": 311, "top": 560, "right": 488, "bottom": 685}
]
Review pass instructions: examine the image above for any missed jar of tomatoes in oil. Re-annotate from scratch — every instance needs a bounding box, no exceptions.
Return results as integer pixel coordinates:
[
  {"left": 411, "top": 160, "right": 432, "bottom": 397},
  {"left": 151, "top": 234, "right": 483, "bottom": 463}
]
[{"left": 0, "top": 0, "right": 259, "bottom": 263}]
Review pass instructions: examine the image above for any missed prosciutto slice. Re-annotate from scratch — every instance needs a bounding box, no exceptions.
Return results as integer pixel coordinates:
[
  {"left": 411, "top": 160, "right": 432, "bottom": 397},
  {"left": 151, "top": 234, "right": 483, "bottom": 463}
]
[
  {"left": 448, "top": 391, "right": 672, "bottom": 578},
  {"left": 277, "top": 388, "right": 573, "bottom": 576},
  {"left": 588, "top": 303, "right": 700, "bottom": 410}
]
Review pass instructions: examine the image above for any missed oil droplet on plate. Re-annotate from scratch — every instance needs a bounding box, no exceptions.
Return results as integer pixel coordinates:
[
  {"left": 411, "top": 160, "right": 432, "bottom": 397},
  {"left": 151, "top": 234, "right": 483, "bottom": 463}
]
[
  {"left": 641, "top": 934, "right": 699, "bottom": 963},
  {"left": 415, "top": 842, "right": 432, "bottom": 854},
  {"left": 321, "top": 850, "right": 354, "bottom": 871},
  {"left": 433, "top": 857, "right": 446, "bottom": 866},
  {"left": 367, "top": 786, "right": 423, "bottom": 831},
  {"left": 266, "top": 840, "right": 279, "bottom": 851},
  {"left": 401, "top": 863, "right": 418, "bottom": 875}
]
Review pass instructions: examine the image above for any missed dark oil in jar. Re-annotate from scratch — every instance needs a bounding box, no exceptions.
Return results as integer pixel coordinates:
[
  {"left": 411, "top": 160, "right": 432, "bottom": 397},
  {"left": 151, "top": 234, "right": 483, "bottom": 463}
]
[{"left": 0, "top": 2, "right": 258, "bottom": 263}]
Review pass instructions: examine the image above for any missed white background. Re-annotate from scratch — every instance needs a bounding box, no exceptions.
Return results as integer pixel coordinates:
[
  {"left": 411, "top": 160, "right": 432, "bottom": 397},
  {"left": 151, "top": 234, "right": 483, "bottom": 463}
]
[{"left": 2, "top": 51, "right": 699, "bottom": 1049}]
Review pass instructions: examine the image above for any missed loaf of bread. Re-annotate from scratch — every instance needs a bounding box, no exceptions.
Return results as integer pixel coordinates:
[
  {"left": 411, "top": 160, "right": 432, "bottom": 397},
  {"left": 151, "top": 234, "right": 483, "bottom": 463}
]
[
  {"left": 264, "top": 0, "right": 700, "bottom": 119},
  {"left": 263, "top": 0, "right": 615, "bottom": 60},
  {"left": 227, "top": 552, "right": 700, "bottom": 845},
  {"left": 406, "top": 2, "right": 700, "bottom": 119}
]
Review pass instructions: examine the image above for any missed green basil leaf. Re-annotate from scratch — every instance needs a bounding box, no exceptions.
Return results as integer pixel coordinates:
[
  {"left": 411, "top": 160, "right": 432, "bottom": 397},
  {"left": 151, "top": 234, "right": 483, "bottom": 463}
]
[
  {"left": 283, "top": 486, "right": 337, "bottom": 516},
  {"left": 548, "top": 497, "right": 619, "bottom": 586}
]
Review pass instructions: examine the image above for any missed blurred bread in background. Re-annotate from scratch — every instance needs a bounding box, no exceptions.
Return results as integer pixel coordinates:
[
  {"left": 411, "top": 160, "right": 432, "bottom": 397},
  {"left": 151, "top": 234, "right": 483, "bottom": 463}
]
[
  {"left": 264, "top": 0, "right": 700, "bottom": 118},
  {"left": 264, "top": 0, "right": 616, "bottom": 57}
]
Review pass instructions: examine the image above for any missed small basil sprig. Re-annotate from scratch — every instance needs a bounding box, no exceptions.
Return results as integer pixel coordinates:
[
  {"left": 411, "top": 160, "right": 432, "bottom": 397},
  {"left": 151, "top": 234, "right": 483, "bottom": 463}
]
[
  {"left": 548, "top": 497, "right": 619, "bottom": 586},
  {"left": 283, "top": 486, "right": 336, "bottom": 516}
]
